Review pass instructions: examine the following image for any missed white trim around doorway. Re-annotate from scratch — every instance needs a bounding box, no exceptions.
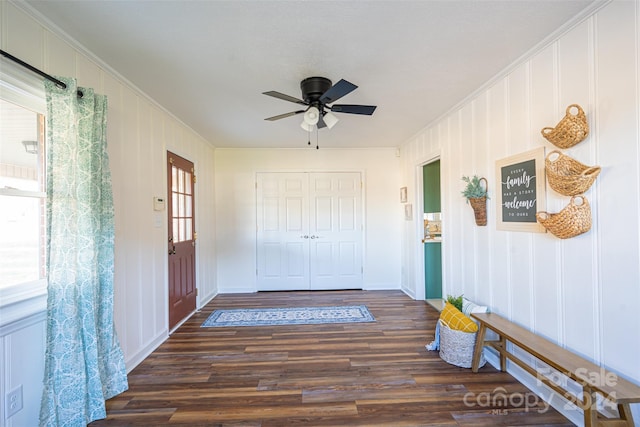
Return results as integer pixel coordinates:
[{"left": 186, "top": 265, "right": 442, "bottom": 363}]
[{"left": 414, "top": 151, "right": 443, "bottom": 301}]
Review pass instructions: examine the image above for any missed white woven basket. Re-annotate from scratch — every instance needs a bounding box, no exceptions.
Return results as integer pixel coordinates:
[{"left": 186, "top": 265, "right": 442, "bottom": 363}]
[{"left": 438, "top": 319, "right": 486, "bottom": 369}]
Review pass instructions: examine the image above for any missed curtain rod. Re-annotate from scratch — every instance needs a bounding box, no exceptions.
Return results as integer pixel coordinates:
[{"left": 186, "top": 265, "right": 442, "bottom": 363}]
[{"left": 1, "top": 49, "right": 83, "bottom": 98}]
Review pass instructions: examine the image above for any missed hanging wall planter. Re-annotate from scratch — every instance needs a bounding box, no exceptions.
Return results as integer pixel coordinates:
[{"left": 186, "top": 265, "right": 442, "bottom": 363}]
[{"left": 461, "top": 176, "right": 488, "bottom": 226}]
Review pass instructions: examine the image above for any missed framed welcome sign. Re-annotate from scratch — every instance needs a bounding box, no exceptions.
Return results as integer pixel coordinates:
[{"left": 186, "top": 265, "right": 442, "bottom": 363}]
[{"left": 495, "top": 147, "right": 546, "bottom": 232}]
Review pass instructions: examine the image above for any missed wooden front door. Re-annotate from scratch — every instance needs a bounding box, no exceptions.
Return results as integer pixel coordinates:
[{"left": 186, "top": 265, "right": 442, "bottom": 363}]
[{"left": 167, "top": 151, "right": 196, "bottom": 330}]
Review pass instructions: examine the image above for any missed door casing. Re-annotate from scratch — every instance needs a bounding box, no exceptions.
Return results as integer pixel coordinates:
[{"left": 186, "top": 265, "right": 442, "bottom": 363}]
[{"left": 414, "top": 152, "right": 443, "bottom": 301}]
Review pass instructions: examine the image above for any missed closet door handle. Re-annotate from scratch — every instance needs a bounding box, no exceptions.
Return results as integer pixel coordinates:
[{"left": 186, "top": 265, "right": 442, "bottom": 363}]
[{"left": 300, "top": 235, "right": 309, "bottom": 239}]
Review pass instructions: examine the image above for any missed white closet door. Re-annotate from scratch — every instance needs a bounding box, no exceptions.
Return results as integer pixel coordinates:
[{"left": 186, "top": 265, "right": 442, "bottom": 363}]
[
  {"left": 256, "top": 172, "right": 363, "bottom": 291},
  {"left": 309, "top": 172, "right": 363, "bottom": 290},
  {"left": 256, "top": 173, "right": 310, "bottom": 291}
]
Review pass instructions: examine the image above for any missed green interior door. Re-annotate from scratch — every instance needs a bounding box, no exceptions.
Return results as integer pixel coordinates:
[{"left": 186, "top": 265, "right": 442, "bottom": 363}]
[{"left": 423, "top": 160, "right": 442, "bottom": 299}]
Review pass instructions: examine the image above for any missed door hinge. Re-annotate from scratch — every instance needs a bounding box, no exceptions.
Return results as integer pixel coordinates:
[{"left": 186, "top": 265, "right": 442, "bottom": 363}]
[
  {"left": 194, "top": 232, "right": 197, "bottom": 241},
  {"left": 169, "top": 157, "right": 174, "bottom": 164},
  {"left": 193, "top": 174, "right": 197, "bottom": 184},
  {"left": 196, "top": 288, "right": 199, "bottom": 296}
]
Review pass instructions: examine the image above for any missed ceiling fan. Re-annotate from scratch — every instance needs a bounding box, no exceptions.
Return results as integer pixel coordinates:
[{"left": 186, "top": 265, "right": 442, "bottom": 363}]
[{"left": 263, "top": 77, "right": 377, "bottom": 130}]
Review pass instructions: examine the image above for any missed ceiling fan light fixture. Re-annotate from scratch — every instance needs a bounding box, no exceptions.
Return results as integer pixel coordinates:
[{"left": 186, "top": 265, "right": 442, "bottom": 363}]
[
  {"left": 323, "top": 112, "right": 339, "bottom": 129},
  {"left": 303, "top": 106, "right": 320, "bottom": 125},
  {"left": 300, "top": 121, "right": 315, "bottom": 132}
]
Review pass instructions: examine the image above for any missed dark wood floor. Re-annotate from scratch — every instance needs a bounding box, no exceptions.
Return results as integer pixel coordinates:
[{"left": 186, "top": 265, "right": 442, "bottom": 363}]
[{"left": 90, "top": 290, "right": 573, "bottom": 426}]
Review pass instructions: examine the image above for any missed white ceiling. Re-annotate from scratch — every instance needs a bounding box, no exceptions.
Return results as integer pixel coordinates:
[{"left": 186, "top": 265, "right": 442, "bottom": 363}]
[{"left": 24, "top": 0, "right": 602, "bottom": 149}]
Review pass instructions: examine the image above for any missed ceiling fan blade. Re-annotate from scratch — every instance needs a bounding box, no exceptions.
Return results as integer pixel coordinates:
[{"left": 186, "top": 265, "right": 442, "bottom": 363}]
[
  {"left": 319, "top": 79, "right": 357, "bottom": 104},
  {"left": 264, "top": 110, "right": 305, "bottom": 121},
  {"left": 263, "top": 91, "right": 307, "bottom": 105},
  {"left": 330, "top": 104, "right": 377, "bottom": 115}
]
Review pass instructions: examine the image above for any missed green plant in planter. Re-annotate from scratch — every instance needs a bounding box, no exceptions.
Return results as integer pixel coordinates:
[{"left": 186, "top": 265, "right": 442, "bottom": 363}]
[
  {"left": 446, "top": 294, "right": 463, "bottom": 312},
  {"left": 462, "top": 176, "right": 489, "bottom": 226},
  {"left": 461, "top": 175, "right": 489, "bottom": 202}
]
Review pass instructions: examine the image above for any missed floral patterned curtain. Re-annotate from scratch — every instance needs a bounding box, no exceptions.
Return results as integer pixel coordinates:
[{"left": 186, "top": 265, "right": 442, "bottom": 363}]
[{"left": 40, "top": 77, "right": 128, "bottom": 426}]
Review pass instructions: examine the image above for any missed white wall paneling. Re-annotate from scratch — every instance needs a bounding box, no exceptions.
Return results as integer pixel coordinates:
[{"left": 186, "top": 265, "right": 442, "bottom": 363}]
[
  {"left": 0, "top": 316, "right": 46, "bottom": 427},
  {"left": 595, "top": 0, "right": 640, "bottom": 384},
  {"left": 1, "top": 2, "right": 217, "bottom": 425},
  {"left": 399, "top": 1, "right": 640, "bottom": 423}
]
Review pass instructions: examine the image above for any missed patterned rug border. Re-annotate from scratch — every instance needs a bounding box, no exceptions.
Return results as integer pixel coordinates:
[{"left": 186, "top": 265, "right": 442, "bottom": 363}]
[{"left": 201, "top": 305, "right": 375, "bottom": 327}]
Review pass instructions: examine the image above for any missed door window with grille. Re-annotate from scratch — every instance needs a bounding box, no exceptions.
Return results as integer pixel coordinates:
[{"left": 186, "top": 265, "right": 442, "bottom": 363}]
[{"left": 171, "top": 163, "right": 193, "bottom": 243}]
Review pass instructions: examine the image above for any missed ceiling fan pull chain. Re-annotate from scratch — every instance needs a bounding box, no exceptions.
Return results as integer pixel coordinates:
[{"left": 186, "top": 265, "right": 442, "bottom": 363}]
[{"left": 316, "top": 127, "right": 319, "bottom": 150}]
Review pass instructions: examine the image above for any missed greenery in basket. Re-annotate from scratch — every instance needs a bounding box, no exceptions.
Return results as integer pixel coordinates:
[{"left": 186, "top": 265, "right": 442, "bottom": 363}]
[
  {"left": 461, "top": 175, "right": 488, "bottom": 202},
  {"left": 446, "top": 294, "right": 463, "bottom": 312}
]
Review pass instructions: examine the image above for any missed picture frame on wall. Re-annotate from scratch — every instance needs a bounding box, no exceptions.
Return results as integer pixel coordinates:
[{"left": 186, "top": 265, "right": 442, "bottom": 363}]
[
  {"left": 404, "top": 204, "right": 413, "bottom": 220},
  {"left": 495, "top": 147, "right": 546, "bottom": 233},
  {"left": 400, "top": 187, "right": 407, "bottom": 203}
]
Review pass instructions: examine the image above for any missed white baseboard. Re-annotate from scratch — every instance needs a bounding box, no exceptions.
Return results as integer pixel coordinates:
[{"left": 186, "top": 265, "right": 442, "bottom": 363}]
[
  {"left": 125, "top": 331, "right": 167, "bottom": 373},
  {"left": 400, "top": 285, "right": 416, "bottom": 299},
  {"left": 199, "top": 290, "right": 217, "bottom": 308},
  {"left": 364, "top": 282, "right": 402, "bottom": 291},
  {"left": 218, "top": 286, "right": 257, "bottom": 294}
]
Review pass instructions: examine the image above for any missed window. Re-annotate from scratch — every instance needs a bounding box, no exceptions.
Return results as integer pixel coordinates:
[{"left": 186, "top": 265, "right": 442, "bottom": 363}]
[
  {"left": 0, "top": 98, "right": 46, "bottom": 289},
  {"left": 0, "top": 60, "right": 48, "bottom": 314}
]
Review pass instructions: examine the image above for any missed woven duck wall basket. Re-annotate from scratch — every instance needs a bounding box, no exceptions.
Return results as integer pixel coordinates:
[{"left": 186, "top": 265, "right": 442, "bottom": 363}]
[
  {"left": 545, "top": 150, "right": 601, "bottom": 196},
  {"left": 536, "top": 195, "right": 591, "bottom": 239},
  {"left": 541, "top": 104, "right": 589, "bottom": 149}
]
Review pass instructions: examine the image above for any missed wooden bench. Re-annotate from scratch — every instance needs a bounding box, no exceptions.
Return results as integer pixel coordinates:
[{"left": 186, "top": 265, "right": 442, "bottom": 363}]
[{"left": 471, "top": 312, "right": 640, "bottom": 427}]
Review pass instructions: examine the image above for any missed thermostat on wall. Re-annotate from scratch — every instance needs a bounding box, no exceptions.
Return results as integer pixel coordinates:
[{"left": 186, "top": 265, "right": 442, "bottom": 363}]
[{"left": 153, "top": 196, "right": 165, "bottom": 211}]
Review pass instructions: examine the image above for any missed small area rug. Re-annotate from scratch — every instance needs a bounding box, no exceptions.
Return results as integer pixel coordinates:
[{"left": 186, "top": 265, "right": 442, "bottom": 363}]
[{"left": 201, "top": 305, "right": 375, "bottom": 327}]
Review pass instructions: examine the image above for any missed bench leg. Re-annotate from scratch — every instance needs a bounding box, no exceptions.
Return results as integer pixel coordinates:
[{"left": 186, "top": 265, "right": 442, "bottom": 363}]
[
  {"left": 499, "top": 335, "right": 507, "bottom": 372},
  {"left": 582, "top": 388, "right": 598, "bottom": 427},
  {"left": 471, "top": 323, "right": 487, "bottom": 373},
  {"left": 617, "top": 403, "right": 634, "bottom": 426},
  {"left": 582, "top": 395, "right": 634, "bottom": 427}
]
